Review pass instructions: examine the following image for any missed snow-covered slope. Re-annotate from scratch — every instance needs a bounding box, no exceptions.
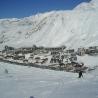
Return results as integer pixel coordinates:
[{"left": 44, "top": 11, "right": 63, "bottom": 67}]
[
  {"left": 0, "top": 61, "right": 98, "bottom": 98},
  {"left": 0, "top": 0, "right": 98, "bottom": 50}
]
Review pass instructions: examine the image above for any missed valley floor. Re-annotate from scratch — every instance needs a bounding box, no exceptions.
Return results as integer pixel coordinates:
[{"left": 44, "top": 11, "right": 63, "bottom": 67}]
[{"left": 0, "top": 62, "right": 98, "bottom": 98}]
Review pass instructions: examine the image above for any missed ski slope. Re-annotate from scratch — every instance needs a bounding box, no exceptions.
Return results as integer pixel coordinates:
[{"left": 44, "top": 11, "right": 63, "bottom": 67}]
[
  {"left": 0, "top": 0, "right": 98, "bottom": 50},
  {"left": 0, "top": 61, "right": 98, "bottom": 98},
  {"left": 0, "top": 0, "right": 98, "bottom": 97}
]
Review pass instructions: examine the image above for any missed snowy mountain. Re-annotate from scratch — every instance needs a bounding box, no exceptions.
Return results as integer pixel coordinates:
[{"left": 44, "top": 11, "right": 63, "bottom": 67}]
[
  {"left": 0, "top": 0, "right": 98, "bottom": 50},
  {"left": 0, "top": 1, "right": 98, "bottom": 97}
]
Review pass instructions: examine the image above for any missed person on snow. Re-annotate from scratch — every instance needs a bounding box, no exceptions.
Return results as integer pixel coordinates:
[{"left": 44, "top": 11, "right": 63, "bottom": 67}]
[{"left": 78, "top": 70, "right": 83, "bottom": 78}]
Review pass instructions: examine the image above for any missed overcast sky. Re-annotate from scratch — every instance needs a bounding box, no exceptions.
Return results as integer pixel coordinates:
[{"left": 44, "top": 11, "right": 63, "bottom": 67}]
[{"left": 0, "top": 0, "right": 91, "bottom": 18}]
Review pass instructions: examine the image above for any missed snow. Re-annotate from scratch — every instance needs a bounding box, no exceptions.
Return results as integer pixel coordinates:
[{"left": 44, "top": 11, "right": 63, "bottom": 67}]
[
  {"left": 0, "top": 61, "right": 98, "bottom": 98},
  {"left": 0, "top": 0, "right": 98, "bottom": 50},
  {"left": 77, "top": 55, "right": 98, "bottom": 67},
  {"left": 74, "top": 0, "right": 98, "bottom": 10},
  {"left": 0, "top": 0, "right": 98, "bottom": 97}
]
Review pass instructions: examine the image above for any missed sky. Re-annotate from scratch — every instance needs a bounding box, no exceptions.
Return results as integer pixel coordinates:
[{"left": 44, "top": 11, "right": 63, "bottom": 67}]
[{"left": 0, "top": 0, "right": 91, "bottom": 19}]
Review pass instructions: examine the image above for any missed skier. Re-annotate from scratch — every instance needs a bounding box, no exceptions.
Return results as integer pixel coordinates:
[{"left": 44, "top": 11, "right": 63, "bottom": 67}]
[{"left": 78, "top": 70, "right": 83, "bottom": 78}]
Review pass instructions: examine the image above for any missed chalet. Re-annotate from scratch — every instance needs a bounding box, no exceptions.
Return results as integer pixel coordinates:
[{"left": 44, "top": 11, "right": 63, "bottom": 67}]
[
  {"left": 34, "top": 57, "right": 41, "bottom": 63},
  {"left": 66, "top": 49, "right": 75, "bottom": 54},
  {"left": 29, "top": 55, "right": 34, "bottom": 59},
  {"left": 89, "top": 46, "right": 98, "bottom": 50},
  {"left": 50, "top": 58, "right": 60, "bottom": 63},
  {"left": 45, "top": 46, "right": 66, "bottom": 52},
  {"left": 14, "top": 49, "right": 23, "bottom": 54},
  {"left": 4, "top": 55, "right": 14, "bottom": 59},
  {"left": 17, "top": 47, "right": 33, "bottom": 54},
  {"left": 35, "top": 57, "right": 40, "bottom": 60},
  {"left": 69, "top": 56, "right": 77, "bottom": 62},
  {"left": 86, "top": 46, "right": 98, "bottom": 55},
  {"left": 51, "top": 51, "right": 60, "bottom": 55},
  {"left": 41, "top": 58, "right": 48, "bottom": 64},
  {"left": 77, "top": 48, "right": 86, "bottom": 56},
  {"left": 4, "top": 45, "right": 14, "bottom": 51},
  {"left": 13, "top": 55, "right": 25, "bottom": 60}
]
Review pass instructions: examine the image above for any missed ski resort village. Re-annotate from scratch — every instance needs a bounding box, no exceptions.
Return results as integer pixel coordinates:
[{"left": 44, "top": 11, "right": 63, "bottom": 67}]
[
  {"left": 0, "top": 45, "right": 98, "bottom": 98},
  {"left": 0, "top": 45, "right": 98, "bottom": 72},
  {"left": 0, "top": 0, "right": 98, "bottom": 98}
]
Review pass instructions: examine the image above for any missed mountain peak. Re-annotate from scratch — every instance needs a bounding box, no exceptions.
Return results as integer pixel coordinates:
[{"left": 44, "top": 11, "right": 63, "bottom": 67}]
[
  {"left": 0, "top": 0, "right": 98, "bottom": 50},
  {"left": 74, "top": 0, "right": 98, "bottom": 10}
]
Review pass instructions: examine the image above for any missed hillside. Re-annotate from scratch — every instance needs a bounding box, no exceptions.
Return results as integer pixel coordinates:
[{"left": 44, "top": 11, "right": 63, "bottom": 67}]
[{"left": 0, "top": 0, "right": 98, "bottom": 50}]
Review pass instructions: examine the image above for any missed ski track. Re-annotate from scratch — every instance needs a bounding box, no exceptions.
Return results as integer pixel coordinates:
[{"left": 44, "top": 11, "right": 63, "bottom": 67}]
[{"left": 0, "top": 62, "right": 98, "bottom": 98}]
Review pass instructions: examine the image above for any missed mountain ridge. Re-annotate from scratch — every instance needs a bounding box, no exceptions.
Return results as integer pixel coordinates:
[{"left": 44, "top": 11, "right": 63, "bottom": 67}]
[{"left": 0, "top": 0, "right": 98, "bottom": 50}]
